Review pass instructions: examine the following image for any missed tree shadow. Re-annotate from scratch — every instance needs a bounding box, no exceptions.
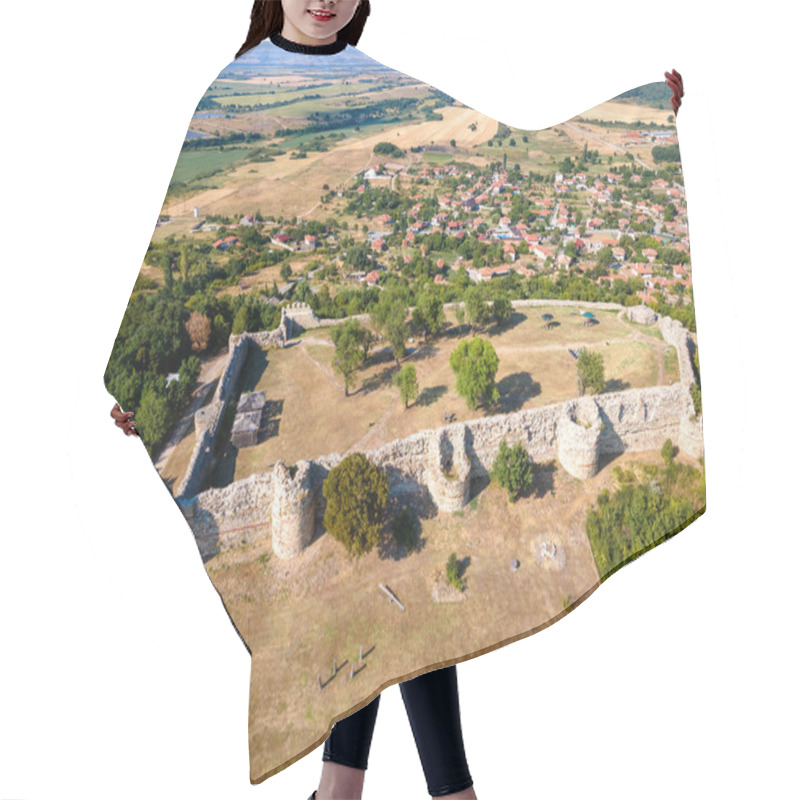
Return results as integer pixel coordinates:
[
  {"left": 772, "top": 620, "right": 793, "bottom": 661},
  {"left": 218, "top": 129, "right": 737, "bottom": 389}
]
[
  {"left": 454, "top": 555, "right": 472, "bottom": 589},
  {"left": 496, "top": 372, "right": 540, "bottom": 412},
  {"left": 604, "top": 378, "right": 631, "bottom": 392},
  {"left": 358, "top": 364, "right": 397, "bottom": 395},
  {"left": 366, "top": 345, "right": 396, "bottom": 367},
  {"left": 441, "top": 321, "right": 462, "bottom": 341},
  {"left": 530, "top": 459, "right": 557, "bottom": 499},
  {"left": 417, "top": 384, "right": 447, "bottom": 407},
  {"left": 488, "top": 310, "right": 526, "bottom": 335},
  {"left": 406, "top": 343, "right": 439, "bottom": 362},
  {"left": 378, "top": 492, "right": 436, "bottom": 561}
]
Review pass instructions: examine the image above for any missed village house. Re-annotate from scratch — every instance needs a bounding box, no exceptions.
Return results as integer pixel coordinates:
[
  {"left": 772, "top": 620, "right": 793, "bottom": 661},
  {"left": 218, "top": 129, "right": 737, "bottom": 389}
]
[
  {"left": 532, "top": 244, "right": 556, "bottom": 261},
  {"left": 598, "top": 272, "right": 629, "bottom": 285},
  {"left": 502, "top": 242, "right": 517, "bottom": 262},
  {"left": 212, "top": 235, "right": 239, "bottom": 251},
  {"left": 467, "top": 265, "right": 510, "bottom": 283},
  {"left": 630, "top": 262, "right": 654, "bottom": 280},
  {"left": 300, "top": 234, "right": 318, "bottom": 252}
]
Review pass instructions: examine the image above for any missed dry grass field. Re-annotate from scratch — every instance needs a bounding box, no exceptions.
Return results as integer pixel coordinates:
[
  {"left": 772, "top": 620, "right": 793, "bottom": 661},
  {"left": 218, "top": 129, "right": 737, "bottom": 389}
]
[
  {"left": 203, "top": 444, "right": 697, "bottom": 783},
  {"left": 214, "top": 305, "right": 670, "bottom": 484},
  {"left": 575, "top": 98, "right": 674, "bottom": 126},
  {"left": 161, "top": 103, "right": 497, "bottom": 219}
]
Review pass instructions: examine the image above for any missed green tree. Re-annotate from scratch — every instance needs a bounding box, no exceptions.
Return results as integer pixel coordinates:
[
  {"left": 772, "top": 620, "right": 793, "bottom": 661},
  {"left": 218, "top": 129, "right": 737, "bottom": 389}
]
[
  {"left": 596, "top": 247, "right": 614, "bottom": 268},
  {"left": 135, "top": 387, "right": 171, "bottom": 453},
  {"left": 454, "top": 305, "right": 466, "bottom": 336},
  {"left": 232, "top": 304, "right": 249, "bottom": 336},
  {"left": 370, "top": 284, "right": 409, "bottom": 366},
  {"left": 464, "top": 285, "right": 492, "bottom": 332},
  {"left": 492, "top": 294, "right": 513, "bottom": 327},
  {"left": 450, "top": 337, "right": 500, "bottom": 410},
  {"left": 576, "top": 348, "right": 605, "bottom": 395},
  {"left": 661, "top": 437, "right": 678, "bottom": 482},
  {"left": 690, "top": 382, "right": 702, "bottom": 417},
  {"left": 280, "top": 262, "right": 293, "bottom": 282},
  {"left": 360, "top": 327, "right": 375, "bottom": 362},
  {"left": 331, "top": 319, "right": 368, "bottom": 396},
  {"left": 323, "top": 453, "right": 389, "bottom": 559},
  {"left": 412, "top": 287, "right": 444, "bottom": 342},
  {"left": 178, "top": 243, "right": 191, "bottom": 282},
  {"left": 585, "top": 460, "right": 701, "bottom": 577},
  {"left": 492, "top": 439, "right": 534, "bottom": 502},
  {"left": 394, "top": 364, "right": 419, "bottom": 408}
]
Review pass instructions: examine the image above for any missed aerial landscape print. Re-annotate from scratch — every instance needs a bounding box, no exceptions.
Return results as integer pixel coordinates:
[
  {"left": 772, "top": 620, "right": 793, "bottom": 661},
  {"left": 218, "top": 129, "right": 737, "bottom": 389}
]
[{"left": 103, "top": 39, "right": 706, "bottom": 783}]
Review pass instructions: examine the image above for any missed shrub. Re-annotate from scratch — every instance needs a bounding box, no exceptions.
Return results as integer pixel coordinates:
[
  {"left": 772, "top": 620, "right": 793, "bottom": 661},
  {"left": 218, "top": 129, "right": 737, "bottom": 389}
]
[
  {"left": 445, "top": 552, "right": 464, "bottom": 591},
  {"left": 323, "top": 453, "right": 389, "bottom": 558},
  {"left": 492, "top": 439, "right": 534, "bottom": 502}
]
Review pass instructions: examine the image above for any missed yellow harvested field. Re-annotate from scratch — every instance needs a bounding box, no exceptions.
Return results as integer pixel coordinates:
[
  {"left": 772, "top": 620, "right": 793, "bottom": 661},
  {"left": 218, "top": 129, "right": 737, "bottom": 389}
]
[
  {"left": 576, "top": 98, "right": 674, "bottom": 125},
  {"left": 162, "top": 104, "right": 497, "bottom": 218}
]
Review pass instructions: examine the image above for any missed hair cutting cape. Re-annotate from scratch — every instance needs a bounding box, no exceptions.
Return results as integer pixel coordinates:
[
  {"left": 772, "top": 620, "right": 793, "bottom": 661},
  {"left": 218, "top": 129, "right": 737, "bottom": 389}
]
[{"left": 103, "top": 33, "right": 706, "bottom": 784}]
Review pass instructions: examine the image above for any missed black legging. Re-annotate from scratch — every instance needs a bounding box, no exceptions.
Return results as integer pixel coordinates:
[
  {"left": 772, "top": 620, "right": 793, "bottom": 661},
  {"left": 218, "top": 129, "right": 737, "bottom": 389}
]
[{"left": 323, "top": 664, "right": 474, "bottom": 797}]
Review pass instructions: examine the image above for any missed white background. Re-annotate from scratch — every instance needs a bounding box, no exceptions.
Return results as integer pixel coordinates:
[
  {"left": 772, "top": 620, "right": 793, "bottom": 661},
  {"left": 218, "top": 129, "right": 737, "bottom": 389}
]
[{"left": 1, "top": 1, "right": 797, "bottom": 798}]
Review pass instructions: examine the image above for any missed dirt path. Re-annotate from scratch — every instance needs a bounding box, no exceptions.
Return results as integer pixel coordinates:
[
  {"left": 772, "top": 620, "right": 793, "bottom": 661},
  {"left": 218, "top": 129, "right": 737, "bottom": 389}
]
[
  {"left": 347, "top": 405, "right": 394, "bottom": 454},
  {"left": 297, "top": 341, "right": 344, "bottom": 392},
  {"left": 614, "top": 311, "right": 668, "bottom": 383}
]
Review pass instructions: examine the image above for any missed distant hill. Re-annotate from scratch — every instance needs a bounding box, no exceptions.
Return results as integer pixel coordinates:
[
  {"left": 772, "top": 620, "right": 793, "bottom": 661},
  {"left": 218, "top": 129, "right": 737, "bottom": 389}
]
[
  {"left": 220, "top": 40, "right": 394, "bottom": 80},
  {"left": 613, "top": 81, "right": 673, "bottom": 109}
]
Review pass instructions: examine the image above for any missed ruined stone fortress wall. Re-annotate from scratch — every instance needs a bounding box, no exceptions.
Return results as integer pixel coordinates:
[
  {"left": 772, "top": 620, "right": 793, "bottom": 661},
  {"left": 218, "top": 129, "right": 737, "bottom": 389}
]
[
  {"left": 175, "top": 319, "right": 287, "bottom": 500},
  {"left": 658, "top": 314, "right": 698, "bottom": 387},
  {"left": 176, "top": 302, "right": 703, "bottom": 561}
]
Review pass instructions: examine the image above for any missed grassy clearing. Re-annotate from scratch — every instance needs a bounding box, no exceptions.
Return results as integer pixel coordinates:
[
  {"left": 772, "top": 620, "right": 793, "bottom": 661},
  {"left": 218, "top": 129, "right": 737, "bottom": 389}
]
[
  {"left": 664, "top": 345, "right": 681, "bottom": 384},
  {"left": 213, "top": 305, "right": 668, "bottom": 479}
]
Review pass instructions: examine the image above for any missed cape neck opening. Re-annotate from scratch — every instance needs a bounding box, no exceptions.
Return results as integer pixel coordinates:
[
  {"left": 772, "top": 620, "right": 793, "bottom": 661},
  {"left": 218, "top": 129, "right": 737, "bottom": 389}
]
[{"left": 269, "top": 31, "right": 348, "bottom": 55}]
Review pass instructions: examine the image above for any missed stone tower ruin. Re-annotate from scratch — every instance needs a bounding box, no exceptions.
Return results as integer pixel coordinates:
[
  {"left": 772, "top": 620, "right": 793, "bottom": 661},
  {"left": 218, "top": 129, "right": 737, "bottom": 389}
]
[
  {"left": 556, "top": 396, "right": 602, "bottom": 479},
  {"left": 271, "top": 460, "right": 316, "bottom": 559},
  {"left": 427, "top": 424, "right": 472, "bottom": 512}
]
